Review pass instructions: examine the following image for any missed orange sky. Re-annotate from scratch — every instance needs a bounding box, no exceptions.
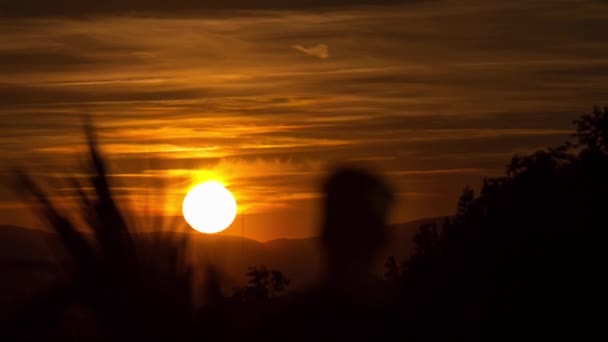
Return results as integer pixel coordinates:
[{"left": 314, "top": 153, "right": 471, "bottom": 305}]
[{"left": 1, "top": 0, "right": 608, "bottom": 241}]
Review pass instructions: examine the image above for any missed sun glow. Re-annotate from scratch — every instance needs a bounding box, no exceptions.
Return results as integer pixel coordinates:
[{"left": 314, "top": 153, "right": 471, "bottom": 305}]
[{"left": 182, "top": 181, "right": 238, "bottom": 234}]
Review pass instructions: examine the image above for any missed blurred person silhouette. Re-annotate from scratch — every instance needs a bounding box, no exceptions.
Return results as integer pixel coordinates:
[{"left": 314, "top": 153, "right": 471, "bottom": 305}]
[
  {"left": 259, "top": 165, "right": 400, "bottom": 341},
  {"left": 319, "top": 165, "right": 394, "bottom": 301}
]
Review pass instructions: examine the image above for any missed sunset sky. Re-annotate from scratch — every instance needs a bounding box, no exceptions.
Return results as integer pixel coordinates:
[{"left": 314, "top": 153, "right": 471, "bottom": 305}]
[{"left": 1, "top": 0, "right": 607, "bottom": 241}]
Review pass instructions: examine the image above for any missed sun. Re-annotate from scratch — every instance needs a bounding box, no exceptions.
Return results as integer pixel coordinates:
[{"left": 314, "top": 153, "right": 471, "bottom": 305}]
[{"left": 182, "top": 181, "right": 238, "bottom": 234}]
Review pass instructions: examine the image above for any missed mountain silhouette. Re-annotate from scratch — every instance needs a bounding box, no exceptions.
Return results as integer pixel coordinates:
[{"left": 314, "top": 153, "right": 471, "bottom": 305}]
[{"left": 0, "top": 217, "right": 439, "bottom": 318}]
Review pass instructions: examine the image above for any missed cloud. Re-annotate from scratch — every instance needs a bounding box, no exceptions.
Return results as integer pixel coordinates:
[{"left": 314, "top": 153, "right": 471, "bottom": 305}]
[
  {"left": 293, "top": 44, "right": 329, "bottom": 59},
  {"left": 0, "top": 0, "right": 418, "bottom": 18},
  {"left": 1, "top": 0, "right": 608, "bottom": 240}
]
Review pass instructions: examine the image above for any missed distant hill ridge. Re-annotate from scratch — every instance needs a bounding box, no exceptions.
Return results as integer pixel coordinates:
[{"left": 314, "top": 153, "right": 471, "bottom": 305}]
[
  {"left": 0, "top": 217, "right": 444, "bottom": 273},
  {"left": 0, "top": 217, "right": 443, "bottom": 317}
]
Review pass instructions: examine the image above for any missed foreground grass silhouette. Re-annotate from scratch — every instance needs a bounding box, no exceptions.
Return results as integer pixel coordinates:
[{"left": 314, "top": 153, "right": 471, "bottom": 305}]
[{"left": 9, "top": 117, "right": 194, "bottom": 340}]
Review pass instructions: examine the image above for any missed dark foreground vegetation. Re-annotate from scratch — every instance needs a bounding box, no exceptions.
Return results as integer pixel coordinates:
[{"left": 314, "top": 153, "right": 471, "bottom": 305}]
[{"left": 2, "top": 107, "right": 606, "bottom": 341}]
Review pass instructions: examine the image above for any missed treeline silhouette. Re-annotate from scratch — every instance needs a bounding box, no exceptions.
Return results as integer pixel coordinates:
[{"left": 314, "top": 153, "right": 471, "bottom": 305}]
[
  {"left": 395, "top": 106, "right": 607, "bottom": 340},
  {"left": 2, "top": 107, "right": 606, "bottom": 341}
]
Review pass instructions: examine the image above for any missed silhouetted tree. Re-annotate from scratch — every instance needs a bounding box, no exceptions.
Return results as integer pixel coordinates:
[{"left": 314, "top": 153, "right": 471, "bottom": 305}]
[
  {"left": 235, "top": 266, "right": 290, "bottom": 301},
  {"left": 456, "top": 187, "right": 475, "bottom": 220},
  {"left": 573, "top": 106, "right": 608, "bottom": 152},
  {"left": 269, "top": 270, "right": 291, "bottom": 296},
  {"left": 384, "top": 256, "right": 401, "bottom": 283},
  {"left": 402, "top": 106, "right": 608, "bottom": 341}
]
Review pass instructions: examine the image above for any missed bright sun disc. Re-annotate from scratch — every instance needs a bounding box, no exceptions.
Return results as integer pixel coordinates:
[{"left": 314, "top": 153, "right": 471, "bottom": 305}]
[{"left": 182, "top": 181, "right": 237, "bottom": 234}]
